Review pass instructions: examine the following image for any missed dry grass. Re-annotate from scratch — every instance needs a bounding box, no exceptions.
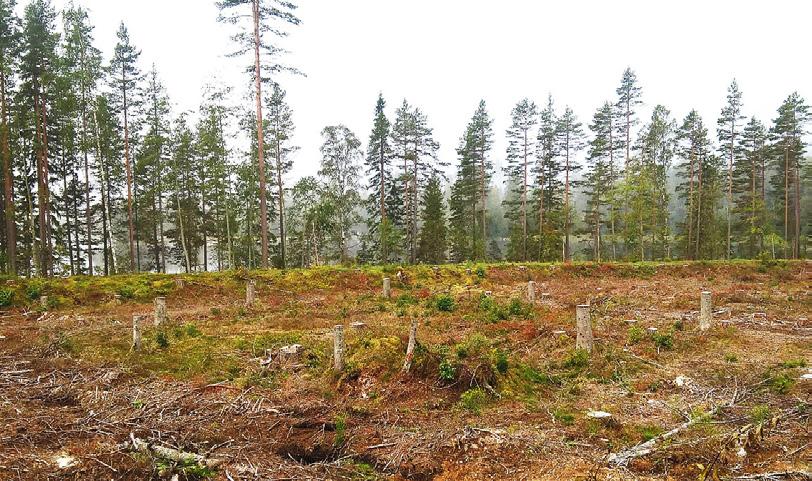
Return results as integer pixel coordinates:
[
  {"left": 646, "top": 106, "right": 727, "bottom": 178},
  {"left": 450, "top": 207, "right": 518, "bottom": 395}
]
[{"left": 0, "top": 260, "right": 809, "bottom": 480}]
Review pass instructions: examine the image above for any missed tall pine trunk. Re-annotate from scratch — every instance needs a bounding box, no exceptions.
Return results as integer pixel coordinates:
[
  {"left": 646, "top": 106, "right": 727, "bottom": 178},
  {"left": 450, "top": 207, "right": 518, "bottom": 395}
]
[
  {"left": 122, "top": 64, "right": 136, "bottom": 272},
  {"left": 1, "top": 72, "right": 14, "bottom": 274},
  {"left": 252, "top": 0, "right": 269, "bottom": 268}
]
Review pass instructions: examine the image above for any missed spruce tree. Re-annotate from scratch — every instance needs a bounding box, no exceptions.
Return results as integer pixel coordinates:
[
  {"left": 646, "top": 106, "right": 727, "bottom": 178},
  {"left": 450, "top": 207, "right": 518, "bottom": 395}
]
[
  {"left": 449, "top": 100, "right": 492, "bottom": 261},
  {"left": 363, "top": 93, "right": 396, "bottom": 262},
  {"left": 582, "top": 102, "right": 618, "bottom": 261},
  {"left": 418, "top": 176, "right": 447, "bottom": 264},
  {"left": 717, "top": 80, "right": 745, "bottom": 258},
  {"left": 503, "top": 98, "right": 537, "bottom": 261}
]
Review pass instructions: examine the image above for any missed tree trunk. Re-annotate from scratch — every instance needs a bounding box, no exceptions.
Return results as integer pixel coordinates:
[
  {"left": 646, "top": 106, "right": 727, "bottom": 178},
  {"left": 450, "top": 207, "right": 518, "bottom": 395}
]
[
  {"left": 1, "top": 73, "right": 14, "bottom": 274},
  {"left": 252, "top": 0, "right": 269, "bottom": 268},
  {"left": 275, "top": 128, "right": 286, "bottom": 268},
  {"left": 121, "top": 64, "right": 136, "bottom": 272}
]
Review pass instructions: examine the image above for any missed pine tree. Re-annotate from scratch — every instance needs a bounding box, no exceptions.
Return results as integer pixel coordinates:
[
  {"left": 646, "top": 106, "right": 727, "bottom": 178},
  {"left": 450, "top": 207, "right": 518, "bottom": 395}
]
[
  {"left": 616, "top": 67, "right": 642, "bottom": 168},
  {"left": 636, "top": 104, "right": 676, "bottom": 258},
  {"left": 135, "top": 65, "right": 170, "bottom": 272},
  {"left": 556, "top": 106, "right": 585, "bottom": 261},
  {"left": 92, "top": 94, "right": 123, "bottom": 274},
  {"left": 217, "top": 0, "right": 301, "bottom": 268},
  {"left": 19, "top": 0, "right": 59, "bottom": 275},
  {"left": 319, "top": 125, "right": 362, "bottom": 263},
  {"left": 0, "top": 0, "right": 19, "bottom": 274},
  {"left": 533, "top": 94, "right": 563, "bottom": 261},
  {"left": 61, "top": 5, "right": 101, "bottom": 275},
  {"left": 390, "top": 100, "right": 442, "bottom": 263},
  {"left": 676, "top": 110, "right": 722, "bottom": 259},
  {"left": 769, "top": 92, "right": 809, "bottom": 259},
  {"left": 109, "top": 22, "right": 143, "bottom": 271},
  {"left": 734, "top": 117, "right": 768, "bottom": 257},
  {"left": 266, "top": 82, "right": 296, "bottom": 268},
  {"left": 717, "top": 80, "right": 745, "bottom": 258},
  {"left": 503, "top": 98, "right": 537, "bottom": 261},
  {"left": 418, "top": 176, "right": 447, "bottom": 264}
]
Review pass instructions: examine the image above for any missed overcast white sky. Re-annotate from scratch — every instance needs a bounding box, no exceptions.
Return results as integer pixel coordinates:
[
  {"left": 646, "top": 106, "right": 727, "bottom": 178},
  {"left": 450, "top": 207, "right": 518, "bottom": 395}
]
[{"left": 43, "top": 0, "right": 812, "bottom": 184}]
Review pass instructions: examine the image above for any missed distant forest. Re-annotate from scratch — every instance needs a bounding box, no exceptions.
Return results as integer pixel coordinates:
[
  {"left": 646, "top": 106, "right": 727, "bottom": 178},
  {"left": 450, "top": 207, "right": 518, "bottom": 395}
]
[{"left": 0, "top": 0, "right": 809, "bottom": 277}]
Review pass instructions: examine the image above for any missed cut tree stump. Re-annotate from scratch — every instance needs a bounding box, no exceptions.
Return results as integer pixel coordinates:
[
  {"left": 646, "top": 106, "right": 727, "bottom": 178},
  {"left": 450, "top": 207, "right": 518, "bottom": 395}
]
[
  {"left": 333, "top": 325, "right": 344, "bottom": 372},
  {"left": 132, "top": 315, "right": 144, "bottom": 351},
  {"left": 154, "top": 297, "right": 167, "bottom": 326},
  {"left": 382, "top": 277, "right": 391, "bottom": 298},
  {"left": 527, "top": 281, "right": 536, "bottom": 303},
  {"left": 576, "top": 304, "right": 593, "bottom": 353},
  {"left": 700, "top": 290, "right": 713, "bottom": 331},
  {"left": 246, "top": 280, "right": 256, "bottom": 307}
]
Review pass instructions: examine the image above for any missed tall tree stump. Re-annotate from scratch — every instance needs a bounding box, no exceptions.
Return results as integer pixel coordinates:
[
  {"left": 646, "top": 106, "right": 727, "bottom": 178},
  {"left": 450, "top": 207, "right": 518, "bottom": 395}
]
[
  {"left": 154, "top": 297, "right": 167, "bottom": 326},
  {"left": 39, "top": 296, "right": 48, "bottom": 311},
  {"left": 383, "top": 277, "right": 391, "bottom": 298},
  {"left": 402, "top": 319, "right": 419, "bottom": 373},
  {"left": 333, "top": 325, "right": 345, "bottom": 372},
  {"left": 527, "top": 281, "right": 536, "bottom": 303},
  {"left": 246, "top": 280, "right": 256, "bottom": 307},
  {"left": 699, "top": 291, "right": 713, "bottom": 331},
  {"left": 576, "top": 304, "right": 593, "bottom": 353},
  {"left": 132, "top": 315, "right": 144, "bottom": 351}
]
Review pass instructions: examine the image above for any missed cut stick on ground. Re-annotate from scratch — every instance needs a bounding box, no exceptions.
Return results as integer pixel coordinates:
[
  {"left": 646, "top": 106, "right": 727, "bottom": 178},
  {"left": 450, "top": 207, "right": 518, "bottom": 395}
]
[
  {"left": 608, "top": 383, "right": 755, "bottom": 466},
  {"left": 402, "top": 319, "right": 418, "bottom": 373}
]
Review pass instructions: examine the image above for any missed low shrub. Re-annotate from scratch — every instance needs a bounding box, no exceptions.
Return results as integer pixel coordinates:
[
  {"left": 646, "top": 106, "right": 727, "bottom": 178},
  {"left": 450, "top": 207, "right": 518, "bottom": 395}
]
[
  {"left": 435, "top": 294, "right": 455, "bottom": 312},
  {"left": 458, "top": 387, "right": 488, "bottom": 414}
]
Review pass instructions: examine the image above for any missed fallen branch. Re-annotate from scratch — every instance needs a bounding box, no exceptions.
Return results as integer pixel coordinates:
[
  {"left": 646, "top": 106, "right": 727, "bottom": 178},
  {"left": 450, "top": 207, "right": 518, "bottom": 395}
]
[
  {"left": 728, "top": 472, "right": 812, "bottom": 480},
  {"left": 125, "top": 433, "right": 223, "bottom": 469}
]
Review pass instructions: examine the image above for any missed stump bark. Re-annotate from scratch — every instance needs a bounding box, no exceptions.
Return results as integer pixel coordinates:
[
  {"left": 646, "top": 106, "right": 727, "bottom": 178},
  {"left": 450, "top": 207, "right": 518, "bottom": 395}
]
[
  {"left": 527, "top": 281, "right": 536, "bottom": 303},
  {"left": 383, "top": 277, "right": 391, "bottom": 298}
]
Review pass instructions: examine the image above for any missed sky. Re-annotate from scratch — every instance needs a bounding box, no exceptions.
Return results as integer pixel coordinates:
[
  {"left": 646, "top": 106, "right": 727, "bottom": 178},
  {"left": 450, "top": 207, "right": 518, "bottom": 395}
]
[{"left": 41, "top": 0, "right": 812, "bottom": 185}]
